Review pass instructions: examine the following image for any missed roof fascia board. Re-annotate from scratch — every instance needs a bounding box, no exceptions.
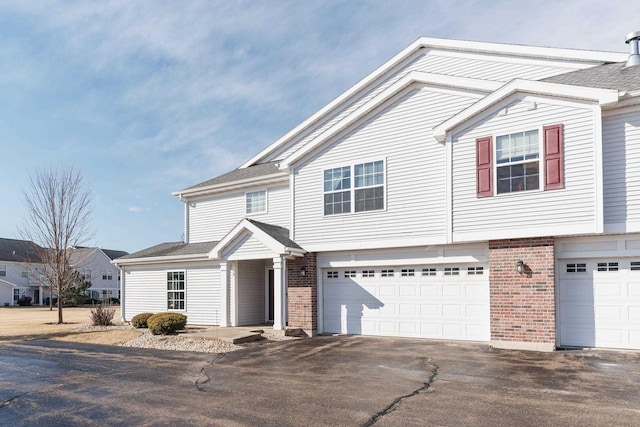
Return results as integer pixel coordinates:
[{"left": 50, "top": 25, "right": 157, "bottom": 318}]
[
  {"left": 280, "top": 71, "right": 497, "bottom": 168},
  {"left": 112, "top": 253, "right": 208, "bottom": 266},
  {"left": 433, "top": 80, "right": 619, "bottom": 142},
  {"left": 240, "top": 38, "right": 428, "bottom": 169},
  {"left": 173, "top": 173, "right": 289, "bottom": 199},
  {"left": 240, "top": 38, "right": 625, "bottom": 169}
]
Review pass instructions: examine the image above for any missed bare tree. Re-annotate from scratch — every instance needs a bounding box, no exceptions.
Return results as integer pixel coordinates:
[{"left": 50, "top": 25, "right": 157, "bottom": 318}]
[{"left": 20, "top": 167, "right": 93, "bottom": 324}]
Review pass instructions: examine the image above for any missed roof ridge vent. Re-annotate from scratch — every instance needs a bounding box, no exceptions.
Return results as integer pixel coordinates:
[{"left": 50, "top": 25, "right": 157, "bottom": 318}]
[{"left": 625, "top": 31, "right": 640, "bottom": 67}]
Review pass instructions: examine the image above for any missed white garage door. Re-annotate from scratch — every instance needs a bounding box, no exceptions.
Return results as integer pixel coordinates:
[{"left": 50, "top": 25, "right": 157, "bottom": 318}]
[
  {"left": 558, "top": 259, "right": 640, "bottom": 349},
  {"left": 322, "top": 265, "right": 489, "bottom": 341}
]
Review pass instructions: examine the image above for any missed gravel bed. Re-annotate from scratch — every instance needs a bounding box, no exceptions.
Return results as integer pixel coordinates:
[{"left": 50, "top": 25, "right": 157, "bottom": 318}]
[{"left": 120, "top": 329, "right": 240, "bottom": 353}]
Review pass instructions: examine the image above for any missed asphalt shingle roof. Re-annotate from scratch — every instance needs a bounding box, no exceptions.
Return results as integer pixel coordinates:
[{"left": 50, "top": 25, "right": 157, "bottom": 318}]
[
  {"left": 543, "top": 62, "right": 640, "bottom": 92},
  {"left": 246, "top": 219, "right": 304, "bottom": 250},
  {"left": 119, "top": 241, "right": 218, "bottom": 260},
  {"left": 181, "top": 162, "right": 284, "bottom": 192},
  {"left": 102, "top": 249, "right": 129, "bottom": 260},
  {"left": 0, "top": 238, "right": 44, "bottom": 263}
]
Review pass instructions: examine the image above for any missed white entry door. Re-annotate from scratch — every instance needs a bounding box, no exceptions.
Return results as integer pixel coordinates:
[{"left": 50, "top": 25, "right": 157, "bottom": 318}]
[
  {"left": 322, "top": 265, "right": 489, "bottom": 341},
  {"left": 558, "top": 259, "right": 640, "bottom": 350}
]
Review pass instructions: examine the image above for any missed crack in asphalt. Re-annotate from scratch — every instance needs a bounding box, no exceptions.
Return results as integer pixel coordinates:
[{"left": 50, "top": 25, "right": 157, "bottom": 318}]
[
  {"left": 362, "top": 364, "right": 439, "bottom": 427},
  {"left": 195, "top": 353, "right": 226, "bottom": 391},
  {"left": 0, "top": 393, "right": 27, "bottom": 409}
]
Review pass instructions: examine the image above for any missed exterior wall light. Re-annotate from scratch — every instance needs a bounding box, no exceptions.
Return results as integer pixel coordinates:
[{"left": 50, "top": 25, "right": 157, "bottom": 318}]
[
  {"left": 300, "top": 266, "right": 307, "bottom": 277},
  {"left": 516, "top": 260, "right": 525, "bottom": 274}
]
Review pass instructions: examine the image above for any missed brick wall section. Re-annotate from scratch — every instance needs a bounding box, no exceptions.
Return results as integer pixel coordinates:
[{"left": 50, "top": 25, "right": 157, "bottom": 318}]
[
  {"left": 489, "top": 237, "right": 556, "bottom": 345},
  {"left": 286, "top": 253, "right": 317, "bottom": 335}
]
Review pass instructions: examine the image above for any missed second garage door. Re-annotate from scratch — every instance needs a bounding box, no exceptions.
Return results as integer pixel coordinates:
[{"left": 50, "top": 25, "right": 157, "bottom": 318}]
[{"left": 322, "top": 264, "right": 489, "bottom": 341}]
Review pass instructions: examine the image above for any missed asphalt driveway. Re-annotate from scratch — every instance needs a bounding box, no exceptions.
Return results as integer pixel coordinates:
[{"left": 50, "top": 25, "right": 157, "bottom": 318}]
[{"left": 1, "top": 336, "right": 639, "bottom": 426}]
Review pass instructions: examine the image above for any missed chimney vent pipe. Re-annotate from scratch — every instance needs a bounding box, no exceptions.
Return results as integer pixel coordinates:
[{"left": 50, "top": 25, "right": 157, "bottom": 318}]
[{"left": 625, "top": 31, "right": 640, "bottom": 67}]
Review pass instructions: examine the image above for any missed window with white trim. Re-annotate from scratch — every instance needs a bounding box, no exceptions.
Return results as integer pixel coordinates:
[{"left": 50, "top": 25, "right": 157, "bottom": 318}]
[
  {"left": 0, "top": 264, "right": 6, "bottom": 276},
  {"left": 21, "top": 265, "right": 29, "bottom": 277},
  {"left": 102, "top": 270, "right": 113, "bottom": 280},
  {"left": 567, "top": 263, "right": 586, "bottom": 273},
  {"left": 13, "top": 289, "right": 20, "bottom": 304},
  {"left": 381, "top": 269, "right": 395, "bottom": 277},
  {"left": 78, "top": 268, "right": 91, "bottom": 281},
  {"left": 496, "top": 129, "right": 540, "bottom": 194},
  {"left": 167, "top": 271, "right": 185, "bottom": 310},
  {"left": 401, "top": 268, "right": 415, "bottom": 277},
  {"left": 444, "top": 267, "right": 460, "bottom": 276},
  {"left": 467, "top": 266, "right": 484, "bottom": 275},
  {"left": 421, "top": 268, "right": 436, "bottom": 276},
  {"left": 245, "top": 190, "right": 267, "bottom": 214},
  {"left": 323, "top": 160, "right": 384, "bottom": 215},
  {"left": 597, "top": 262, "right": 618, "bottom": 272}
]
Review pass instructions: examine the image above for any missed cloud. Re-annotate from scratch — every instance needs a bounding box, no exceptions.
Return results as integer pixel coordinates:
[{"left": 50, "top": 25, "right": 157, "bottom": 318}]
[{"left": 127, "top": 206, "right": 149, "bottom": 214}]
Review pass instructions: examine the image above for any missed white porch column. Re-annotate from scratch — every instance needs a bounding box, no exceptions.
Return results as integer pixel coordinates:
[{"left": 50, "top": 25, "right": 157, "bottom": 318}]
[
  {"left": 220, "top": 261, "right": 229, "bottom": 327},
  {"left": 273, "top": 256, "right": 286, "bottom": 330}
]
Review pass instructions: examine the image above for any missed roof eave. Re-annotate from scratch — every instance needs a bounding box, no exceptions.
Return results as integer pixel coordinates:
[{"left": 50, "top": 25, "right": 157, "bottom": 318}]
[
  {"left": 173, "top": 173, "right": 289, "bottom": 199},
  {"left": 112, "top": 253, "right": 210, "bottom": 266}
]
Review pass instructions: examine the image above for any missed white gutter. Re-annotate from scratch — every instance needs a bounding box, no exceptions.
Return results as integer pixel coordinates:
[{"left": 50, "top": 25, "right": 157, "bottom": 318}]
[
  {"left": 173, "top": 173, "right": 288, "bottom": 199},
  {"left": 112, "top": 253, "right": 210, "bottom": 266}
]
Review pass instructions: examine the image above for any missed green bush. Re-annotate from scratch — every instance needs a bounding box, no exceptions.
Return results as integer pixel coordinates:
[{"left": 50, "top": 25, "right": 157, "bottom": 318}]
[
  {"left": 147, "top": 312, "right": 187, "bottom": 335},
  {"left": 131, "top": 312, "right": 154, "bottom": 328}
]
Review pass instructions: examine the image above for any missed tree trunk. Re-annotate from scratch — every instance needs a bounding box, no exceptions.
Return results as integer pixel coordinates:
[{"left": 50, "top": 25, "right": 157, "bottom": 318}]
[
  {"left": 57, "top": 283, "right": 63, "bottom": 324},
  {"left": 49, "top": 287, "right": 53, "bottom": 311}
]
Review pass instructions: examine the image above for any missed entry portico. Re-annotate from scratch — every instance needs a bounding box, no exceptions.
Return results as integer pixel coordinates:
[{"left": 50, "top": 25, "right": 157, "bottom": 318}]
[{"left": 210, "top": 219, "right": 305, "bottom": 330}]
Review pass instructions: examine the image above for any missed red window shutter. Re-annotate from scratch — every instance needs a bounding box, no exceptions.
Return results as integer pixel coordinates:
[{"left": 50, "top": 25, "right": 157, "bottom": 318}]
[
  {"left": 476, "top": 136, "right": 493, "bottom": 198},
  {"left": 544, "top": 124, "right": 564, "bottom": 190}
]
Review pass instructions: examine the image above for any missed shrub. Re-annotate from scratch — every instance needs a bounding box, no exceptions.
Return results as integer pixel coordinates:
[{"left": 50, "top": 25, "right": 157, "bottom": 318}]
[
  {"left": 131, "top": 312, "right": 154, "bottom": 329},
  {"left": 147, "top": 312, "right": 187, "bottom": 335},
  {"left": 90, "top": 301, "right": 116, "bottom": 326}
]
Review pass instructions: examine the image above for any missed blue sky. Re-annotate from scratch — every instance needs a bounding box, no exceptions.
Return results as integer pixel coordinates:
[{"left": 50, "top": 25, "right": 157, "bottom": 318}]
[{"left": 0, "top": 1, "right": 638, "bottom": 253}]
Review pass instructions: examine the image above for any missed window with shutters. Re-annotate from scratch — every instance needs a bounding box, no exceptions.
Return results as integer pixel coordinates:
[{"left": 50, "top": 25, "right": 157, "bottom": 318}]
[
  {"left": 476, "top": 123, "right": 563, "bottom": 197},
  {"left": 324, "top": 160, "right": 385, "bottom": 215}
]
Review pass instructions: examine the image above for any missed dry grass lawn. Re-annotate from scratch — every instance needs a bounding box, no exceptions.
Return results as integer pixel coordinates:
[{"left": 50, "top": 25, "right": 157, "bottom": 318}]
[{"left": 0, "top": 306, "right": 140, "bottom": 345}]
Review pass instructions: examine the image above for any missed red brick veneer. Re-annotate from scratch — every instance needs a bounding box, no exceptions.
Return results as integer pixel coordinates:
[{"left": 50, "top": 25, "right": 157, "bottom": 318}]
[
  {"left": 286, "top": 253, "right": 317, "bottom": 335},
  {"left": 489, "top": 237, "right": 556, "bottom": 347}
]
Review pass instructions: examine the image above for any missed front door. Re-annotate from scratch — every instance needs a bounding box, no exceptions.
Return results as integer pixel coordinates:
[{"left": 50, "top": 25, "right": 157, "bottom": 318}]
[
  {"left": 266, "top": 269, "right": 274, "bottom": 322},
  {"left": 33, "top": 289, "right": 40, "bottom": 305}
]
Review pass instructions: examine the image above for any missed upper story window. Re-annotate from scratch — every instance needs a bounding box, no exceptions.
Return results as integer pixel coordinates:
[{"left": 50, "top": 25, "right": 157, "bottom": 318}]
[
  {"left": 245, "top": 190, "right": 267, "bottom": 214},
  {"left": 0, "top": 264, "right": 6, "bottom": 276},
  {"left": 476, "top": 124, "right": 563, "bottom": 198},
  {"left": 78, "top": 268, "right": 91, "bottom": 281},
  {"left": 496, "top": 130, "right": 539, "bottom": 194},
  {"left": 102, "top": 270, "right": 113, "bottom": 280},
  {"left": 324, "top": 160, "right": 385, "bottom": 215},
  {"left": 21, "top": 265, "right": 29, "bottom": 277}
]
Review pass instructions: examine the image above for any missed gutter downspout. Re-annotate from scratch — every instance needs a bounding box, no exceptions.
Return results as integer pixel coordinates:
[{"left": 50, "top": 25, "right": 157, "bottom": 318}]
[
  {"left": 119, "top": 266, "right": 126, "bottom": 323},
  {"left": 178, "top": 194, "right": 189, "bottom": 244}
]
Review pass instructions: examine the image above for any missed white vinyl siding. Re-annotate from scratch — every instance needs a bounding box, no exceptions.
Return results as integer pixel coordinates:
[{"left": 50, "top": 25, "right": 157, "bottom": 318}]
[
  {"left": 295, "top": 87, "right": 478, "bottom": 248},
  {"left": 123, "top": 262, "right": 221, "bottom": 325},
  {"left": 236, "top": 260, "right": 266, "bottom": 325},
  {"left": 268, "top": 48, "right": 587, "bottom": 163},
  {"left": 189, "top": 184, "right": 290, "bottom": 243},
  {"left": 224, "top": 232, "right": 276, "bottom": 261},
  {"left": 452, "top": 98, "right": 597, "bottom": 240},
  {"left": 603, "top": 109, "right": 640, "bottom": 228}
]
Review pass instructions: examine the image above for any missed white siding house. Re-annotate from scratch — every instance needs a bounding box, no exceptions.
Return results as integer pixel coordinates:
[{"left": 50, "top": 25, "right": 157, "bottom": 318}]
[{"left": 116, "top": 35, "right": 640, "bottom": 352}]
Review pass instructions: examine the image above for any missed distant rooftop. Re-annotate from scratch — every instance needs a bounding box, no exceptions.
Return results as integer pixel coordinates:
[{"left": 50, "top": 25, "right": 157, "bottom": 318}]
[{"left": 0, "top": 238, "right": 43, "bottom": 263}]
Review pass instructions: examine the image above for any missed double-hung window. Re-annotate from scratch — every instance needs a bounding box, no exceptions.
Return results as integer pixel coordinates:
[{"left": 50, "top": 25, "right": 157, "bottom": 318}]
[
  {"left": 167, "top": 271, "right": 185, "bottom": 310},
  {"left": 495, "top": 129, "right": 539, "bottom": 194},
  {"left": 0, "top": 264, "right": 6, "bottom": 276},
  {"left": 245, "top": 190, "right": 267, "bottom": 214},
  {"left": 324, "top": 160, "right": 384, "bottom": 215}
]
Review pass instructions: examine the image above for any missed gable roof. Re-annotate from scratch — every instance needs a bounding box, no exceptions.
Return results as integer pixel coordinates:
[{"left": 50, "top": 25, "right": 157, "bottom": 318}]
[
  {"left": 240, "top": 37, "right": 626, "bottom": 169},
  {"left": 209, "top": 218, "right": 305, "bottom": 259},
  {"left": 173, "top": 162, "right": 288, "bottom": 198},
  {"left": 432, "top": 79, "right": 620, "bottom": 142},
  {"left": 0, "top": 238, "right": 43, "bottom": 263},
  {"left": 102, "top": 249, "right": 129, "bottom": 260},
  {"left": 543, "top": 62, "right": 640, "bottom": 92}
]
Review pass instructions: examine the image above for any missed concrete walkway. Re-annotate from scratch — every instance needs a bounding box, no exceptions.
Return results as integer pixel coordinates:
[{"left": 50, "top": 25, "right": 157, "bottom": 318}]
[{"left": 186, "top": 324, "right": 291, "bottom": 344}]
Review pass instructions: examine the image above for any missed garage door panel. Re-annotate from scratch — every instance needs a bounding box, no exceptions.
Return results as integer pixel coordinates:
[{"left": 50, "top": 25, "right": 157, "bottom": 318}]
[
  {"left": 558, "top": 256, "right": 640, "bottom": 350},
  {"left": 323, "top": 265, "right": 489, "bottom": 341}
]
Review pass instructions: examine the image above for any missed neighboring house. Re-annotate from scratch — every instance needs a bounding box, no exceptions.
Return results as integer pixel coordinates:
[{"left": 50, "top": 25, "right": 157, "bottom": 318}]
[
  {"left": 114, "top": 33, "right": 640, "bottom": 352},
  {"left": 0, "top": 238, "right": 128, "bottom": 306},
  {"left": 0, "top": 238, "right": 44, "bottom": 306},
  {"left": 69, "top": 247, "right": 129, "bottom": 302}
]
